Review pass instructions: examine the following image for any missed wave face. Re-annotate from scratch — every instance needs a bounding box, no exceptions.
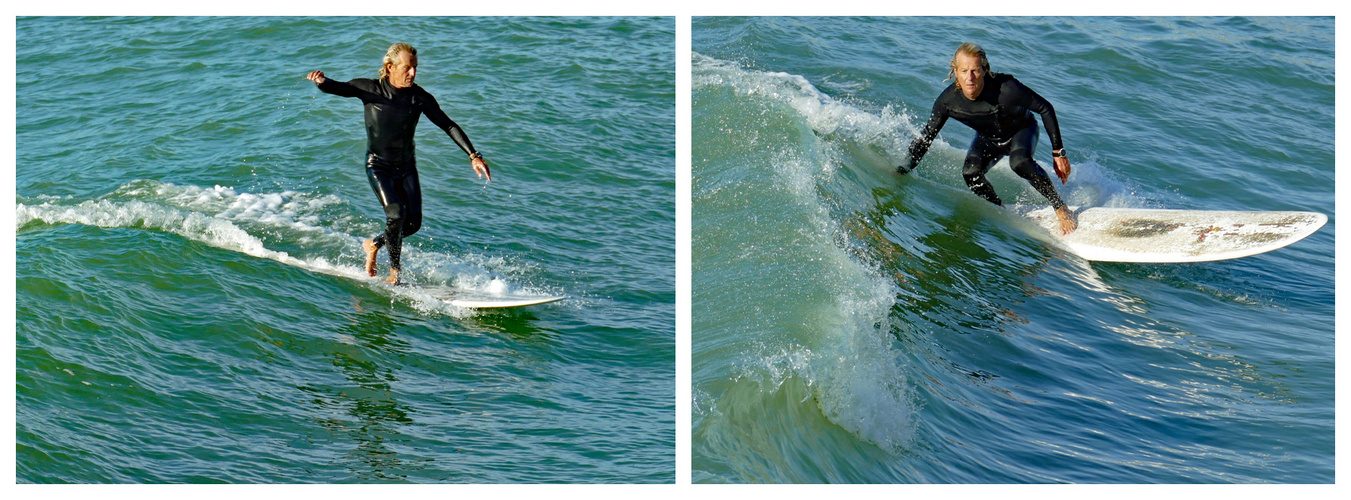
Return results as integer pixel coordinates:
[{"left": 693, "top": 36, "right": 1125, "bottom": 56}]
[
  {"left": 17, "top": 16, "right": 675, "bottom": 483},
  {"left": 692, "top": 17, "right": 1333, "bottom": 483}
]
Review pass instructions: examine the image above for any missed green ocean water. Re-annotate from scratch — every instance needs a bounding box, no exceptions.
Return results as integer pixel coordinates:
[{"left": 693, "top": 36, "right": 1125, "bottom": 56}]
[
  {"left": 692, "top": 17, "right": 1333, "bottom": 483},
  {"left": 17, "top": 16, "right": 674, "bottom": 483}
]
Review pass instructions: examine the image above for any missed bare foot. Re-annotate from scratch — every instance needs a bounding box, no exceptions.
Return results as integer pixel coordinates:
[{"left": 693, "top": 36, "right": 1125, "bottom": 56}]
[
  {"left": 1056, "top": 206, "right": 1077, "bottom": 235},
  {"left": 362, "top": 239, "right": 379, "bottom": 277},
  {"left": 386, "top": 269, "right": 400, "bottom": 285}
]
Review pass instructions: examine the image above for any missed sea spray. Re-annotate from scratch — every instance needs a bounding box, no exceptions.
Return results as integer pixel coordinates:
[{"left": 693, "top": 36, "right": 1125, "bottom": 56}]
[
  {"left": 17, "top": 181, "right": 558, "bottom": 318},
  {"left": 696, "top": 54, "right": 918, "bottom": 452}
]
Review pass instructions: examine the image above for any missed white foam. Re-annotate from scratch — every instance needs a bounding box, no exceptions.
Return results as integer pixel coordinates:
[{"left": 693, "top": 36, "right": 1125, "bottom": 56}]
[
  {"left": 397, "top": 247, "right": 552, "bottom": 298},
  {"left": 695, "top": 53, "right": 925, "bottom": 171},
  {"left": 17, "top": 197, "right": 481, "bottom": 318},
  {"left": 698, "top": 54, "right": 918, "bottom": 452},
  {"left": 695, "top": 53, "right": 1151, "bottom": 211},
  {"left": 17, "top": 198, "right": 364, "bottom": 278},
  {"left": 18, "top": 180, "right": 555, "bottom": 317},
  {"left": 829, "top": 280, "right": 916, "bottom": 452},
  {"left": 138, "top": 181, "right": 354, "bottom": 237}
]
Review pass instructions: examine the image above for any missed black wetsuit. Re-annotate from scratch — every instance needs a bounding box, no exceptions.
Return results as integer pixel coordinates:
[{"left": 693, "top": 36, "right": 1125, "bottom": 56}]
[
  {"left": 902, "top": 73, "right": 1066, "bottom": 209},
  {"left": 316, "top": 77, "right": 478, "bottom": 272}
]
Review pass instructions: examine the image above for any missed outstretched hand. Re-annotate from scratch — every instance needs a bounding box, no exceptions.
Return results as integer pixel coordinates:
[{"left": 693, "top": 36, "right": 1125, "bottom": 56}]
[
  {"left": 1053, "top": 156, "right": 1071, "bottom": 185},
  {"left": 306, "top": 70, "right": 326, "bottom": 84},
  {"left": 472, "top": 156, "right": 491, "bottom": 182}
]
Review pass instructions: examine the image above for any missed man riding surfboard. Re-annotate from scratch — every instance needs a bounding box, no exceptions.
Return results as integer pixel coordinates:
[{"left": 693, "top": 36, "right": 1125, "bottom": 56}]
[
  {"left": 900, "top": 42, "right": 1076, "bottom": 235},
  {"left": 307, "top": 42, "right": 491, "bottom": 284}
]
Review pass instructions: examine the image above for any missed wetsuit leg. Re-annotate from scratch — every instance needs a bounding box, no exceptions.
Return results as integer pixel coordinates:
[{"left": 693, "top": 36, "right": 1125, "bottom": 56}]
[
  {"left": 398, "top": 166, "right": 422, "bottom": 240},
  {"left": 369, "top": 169, "right": 423, "bottom": 273},
  {"left": 962, "top": 135, "right": 1005, "bottom": 206},
  {"left": 381, "top": 166, "right": 423, "bottom": 272},
  {"left": 365, "top": 154, "right": 411, "bottom": 271},
  {"left": 1006, "top": 124, "right": 1067, "bottom": 210}
]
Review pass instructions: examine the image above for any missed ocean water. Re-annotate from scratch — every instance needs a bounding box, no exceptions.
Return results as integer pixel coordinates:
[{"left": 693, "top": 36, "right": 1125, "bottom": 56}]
[
  {"left": 16, "top": 16, "right": 674, "bottom": 483},
  {"left": 692, "top": 17, "right": 1333, "bottom": 483}
]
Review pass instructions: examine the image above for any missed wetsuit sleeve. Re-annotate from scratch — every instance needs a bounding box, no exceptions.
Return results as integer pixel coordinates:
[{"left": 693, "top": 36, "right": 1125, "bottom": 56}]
[
  {"left": 315, "top": 78, "right": 379, "bottom": 102},
  {"left": 1013, "top": 81, "right": 1064, "bottom": 152},
  {"left": 419, "top": 91, "right": 478, "bottom": 157},
  {"left": 904, "top": 97, "right": 950, "bottom": 172}
]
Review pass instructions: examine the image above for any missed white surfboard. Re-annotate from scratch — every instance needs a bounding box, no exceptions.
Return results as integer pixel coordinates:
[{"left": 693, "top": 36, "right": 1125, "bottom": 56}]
[
  {"left": 445, "top": 293, "right": 566, "bottom": 309},
  {"left": 406, "top": 284, "right": 565, "bottom": 309},
  {"left": 1021, "top": 206, "right": 1326, "bottom": 263}
]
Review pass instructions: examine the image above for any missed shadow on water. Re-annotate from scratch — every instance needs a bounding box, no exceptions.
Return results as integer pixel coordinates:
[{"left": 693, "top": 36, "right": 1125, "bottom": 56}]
[
  {"left": 301, "top": 292, "right": 564, "bottom": 482},
  {"left": 461, "top": 309, "right": 558, "bottom": 345},
  {"left": 296, "top": 307, "right": 424, "bottom": 482}
]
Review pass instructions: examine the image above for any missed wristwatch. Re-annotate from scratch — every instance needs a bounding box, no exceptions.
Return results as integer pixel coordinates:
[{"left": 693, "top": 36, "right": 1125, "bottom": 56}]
[
  {"left": 468, "top": 151, "right": 483, "bottom": 160},
  {"left": 1052, "top": 148, "right": 1067, "bottom": 159}
]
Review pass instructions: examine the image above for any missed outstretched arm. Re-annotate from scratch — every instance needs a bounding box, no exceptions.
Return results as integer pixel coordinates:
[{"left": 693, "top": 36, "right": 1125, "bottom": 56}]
[
  {"left": 306, "top": 71, "right": 374, "bottom": 100},
  {"left": 423, "top": 94, "right": 491, "bottom": 181}
]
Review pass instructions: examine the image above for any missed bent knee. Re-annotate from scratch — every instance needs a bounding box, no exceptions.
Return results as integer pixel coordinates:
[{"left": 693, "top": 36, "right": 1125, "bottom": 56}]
[
  {"left": 383, "top": 203, "right": 405, "bottom": 222},
  {"left": 962, "top": 158, "right": 988, "bottom": 177},
  {"left": 1009, "top": 157, "right": 1043, "bottom": 179}
]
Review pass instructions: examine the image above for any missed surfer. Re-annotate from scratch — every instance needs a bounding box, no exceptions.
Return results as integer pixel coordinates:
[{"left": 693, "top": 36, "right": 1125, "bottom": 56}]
[
  {"left": 899, "top": 42, "right": 1076, "bottom": 234},
  {"left": 307, "top": 42, "right": 491, "bottom": 284}
]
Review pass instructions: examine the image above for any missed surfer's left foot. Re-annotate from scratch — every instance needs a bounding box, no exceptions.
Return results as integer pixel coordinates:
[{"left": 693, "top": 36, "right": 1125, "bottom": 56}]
[
  {"left": 1056, "top": 206, "right": 1077, "bottom": 235},
  {"left": 362, "top": 239, "right": 379, "bottom": 277},
  {"left": 386, "top": 269, "right": 401, "bottom": 285}
]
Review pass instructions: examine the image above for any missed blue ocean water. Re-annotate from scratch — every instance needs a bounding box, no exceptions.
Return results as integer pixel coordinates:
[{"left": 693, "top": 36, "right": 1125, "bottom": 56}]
[
  {"left": 692, "top": 17, "right": 1333, "bottom": 483},
  {"left": 17, "top": 16, "right": 674, "bottom": 483}
]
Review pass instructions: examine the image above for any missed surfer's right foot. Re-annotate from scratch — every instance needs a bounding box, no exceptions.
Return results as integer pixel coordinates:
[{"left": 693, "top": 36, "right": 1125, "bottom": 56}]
[{"left": 362, "top": 239, "right": 379, "bottom": 277}]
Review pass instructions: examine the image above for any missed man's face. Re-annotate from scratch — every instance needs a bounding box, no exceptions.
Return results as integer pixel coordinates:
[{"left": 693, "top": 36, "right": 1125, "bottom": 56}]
[
  {"left": 389, "top": 51, "right": 418, "bottom": 88},
  {"left": 954, "top": 52, "right": 985, "bottom": 100}
]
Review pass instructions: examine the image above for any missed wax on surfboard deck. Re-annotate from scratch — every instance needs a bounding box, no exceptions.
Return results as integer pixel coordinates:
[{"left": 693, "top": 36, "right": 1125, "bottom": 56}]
[{"left": 1021, "top": 206, "right": 1326, "bottom": 263}]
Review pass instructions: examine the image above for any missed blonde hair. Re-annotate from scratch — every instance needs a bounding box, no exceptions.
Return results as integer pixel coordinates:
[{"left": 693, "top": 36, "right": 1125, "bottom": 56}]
[
  {"left": 378, "top": 43, "right": 418, "bottom": 81},
  {"left": 945, "top": 42, "right": 991, "bottom": 82}
]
